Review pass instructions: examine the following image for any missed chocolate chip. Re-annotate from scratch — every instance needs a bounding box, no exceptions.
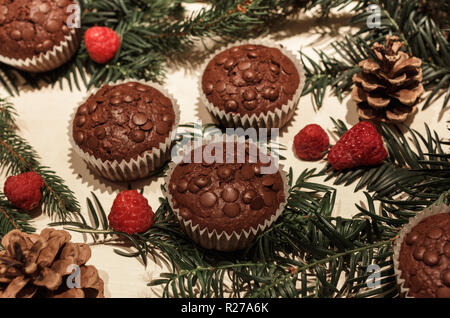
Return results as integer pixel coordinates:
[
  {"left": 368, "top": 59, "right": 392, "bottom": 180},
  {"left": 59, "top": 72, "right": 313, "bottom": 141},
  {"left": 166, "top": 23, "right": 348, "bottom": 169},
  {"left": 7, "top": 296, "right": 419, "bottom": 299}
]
[
  {"left": 444, "top": 242, "right": 450, "bottom": 258},
  {"left": 436, "top": 287, "right": 450, "bottom": 298},
  {"left": 46, "top": 20, "right": 61, "bottom": 33},
  {"left": 78, "top": 105, "right": 88, "bottom": 115},
  {"left": 42, "top": 39, "right": 53, "bottom": 51},
  {"left": 215, "top": 55, "right": 227, "bottom": 65},
  {"left": 272, "top": 181, "right": 283, "bottom": 192},
  {"left": 200, "top": 192, "right": 217, "bottom": 208},
  {"left": 110, "top": 97, "right": 122, "bottom": 105},
  {"left": 217, "top": 166, "right": 232, "bottom": 179},
  {"left": 137, "top": 85, "right": 149, "bottom": 92},
  {"left": 427, "top": 227, "right": 443, "bottom": 240},
  {"left": 10, "top": 30, "right": 21, "bottom": 41},
  {"left": 269, "top": 63, "right": 280, "bottom": 74},
  {"left": 243, "top": 100, "right": 258, "bottom": 111},
  {"left": 141, "top": 120, "right": 154, "bottom": 131},
  {"left": 180, "top": 208, "right": 191, "bottom": 219},
  {"left": 156, "top": 122, "right": 170, "bottom": 135},
  {"left": 204, "top": 82, "right": 214, "bottom": 95},
  {"left": 88, "top": 102, "right": 98, "bottom": 114},
  {"left": 130, "top": 129, "right": 145, "bottom": 143},
  {"left": 423, "top": 250, "right": 439, "bottom": 266},
  {"left": 188, "top": 181, "right": 200, "bottom": 194},
  {"left": 248, "top": 51, "right": 259, "bottom": 58},
  {"left": 62, "top": 25, "right": 70, "bottom": 34},
  {"left": 124, "top": 95, "right": 135, "bottom": 103},
  {"left": 250, "top": 196, "right": 264, "bottom": 210},
  {"left": 243, "top": 88, "right": 257, "bottom": 101},
  {"left": 177, "top": 179, "right": 188, "bottom": 193},
  {"left": 262, "top": 175, "right": 275, "bottom": 187},
  {"left": 224, "top": 58, "right": 235, "bottom": 70},
  {"left": 243, "top": 70, "right": 256, "bottom": 82},
  {"left": 241, "top": 164, "right": 255, "bottom": 180},
  {"left": 74, "top": 131, "right": 84, "bottom": 144},
  {"left": 263, "top": 191, "right": 276, "bottom": 206},
  {"left": 238, "top": 61, "right": 251, "bottom": 70},
  {"left": 94, "top": 127, "right": 106, "bottom": 140},
  {"left": 132, "top": 112, "right": 148, "bottom": 126},
  {"left": 75, "top": 115, "right": 86, "bottom": 127},
  {"left": 57, "top": 0, "right": 68, "bottom": 8},
  {"left": 215, "top": 81, "right": 226, "bottom": 93},
  {"left": 225, "top": 100, "right": 238, "bottom": 112},
  {"left": 413, "top": 246, "right": 426, "bottom": 261},
  {"left": 22, "top": 26, "right": 35, "bottom": 41},
  {"left": 223, "top": 203, "right": 240, "bottom": 218},
  {"left": 87, "top": 135, "right": 99, "bottom": 148},
  {"left": 242, "top": 190, "right": 257, "bottom": 204},
  {"left": 222, "top": 187, "right": 239, "bottom": 202},
  {"left": 162, "top": 114, "right": 172, "bottom": 123},
  {"left": 253, "top": 165, "right": 261, "bottom": 176},
  {"left": 405, "top": 231, "right": 420, "bottom": 245},
  {"left": 442, "top": 270, "right": 450, "bottom": 287},
  {"left": 195, "top": 176, "right": 210, "bottom": 188}
]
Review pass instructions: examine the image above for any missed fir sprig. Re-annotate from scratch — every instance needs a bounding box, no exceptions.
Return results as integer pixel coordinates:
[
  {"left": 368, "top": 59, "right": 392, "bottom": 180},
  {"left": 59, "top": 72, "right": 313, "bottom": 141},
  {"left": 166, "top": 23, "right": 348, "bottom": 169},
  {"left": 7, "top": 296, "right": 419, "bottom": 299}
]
[{"left": 0, "top": 98, "right": 80, "bottom": 231}]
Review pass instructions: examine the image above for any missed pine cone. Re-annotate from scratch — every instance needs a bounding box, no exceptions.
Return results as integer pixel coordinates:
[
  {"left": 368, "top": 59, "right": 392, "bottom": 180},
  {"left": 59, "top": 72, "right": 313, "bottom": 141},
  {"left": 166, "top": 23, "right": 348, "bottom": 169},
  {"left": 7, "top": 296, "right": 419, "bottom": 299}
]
[
  {"left": 351, "top": 36, "right": 424, "bottom": 123},
  {"left": 0, "top": 229, "right": 104, "bottom": 298}
]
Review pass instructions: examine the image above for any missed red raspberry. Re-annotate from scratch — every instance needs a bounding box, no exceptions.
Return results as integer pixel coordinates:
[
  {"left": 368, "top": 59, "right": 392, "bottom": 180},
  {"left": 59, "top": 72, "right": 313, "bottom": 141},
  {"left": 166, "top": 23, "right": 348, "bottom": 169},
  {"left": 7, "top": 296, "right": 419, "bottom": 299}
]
[
  {"left": 294, "top": 124, "right": 330, "bottom": 161},
  {"left": 4, "top": 172, "right": 44, "bottom": 211},
  {"left": 328, "top": 121, "right": 388, "bottom": 170},
  {"left": 108, "top": 190, "right": 154, "bottom": 235},
  {"left": 84, "top": 26, "right": 121, "bottom": 64}
]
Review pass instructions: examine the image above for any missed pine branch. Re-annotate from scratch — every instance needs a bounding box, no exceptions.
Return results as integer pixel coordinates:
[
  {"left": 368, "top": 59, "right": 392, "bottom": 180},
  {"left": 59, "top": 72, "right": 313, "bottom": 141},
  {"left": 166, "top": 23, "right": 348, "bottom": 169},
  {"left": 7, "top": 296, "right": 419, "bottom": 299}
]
[
  {"left": 0, "top": 0, "right": 307, "bottom": 94},
  {"left": 0, "top": 192, "right": 35, "bottom": 244},
  {"left": 0, "top": 98, "right": 80, "bottom": 226},
  {"left": 300, "top": 0, "right": 450, "bottom": 109}
]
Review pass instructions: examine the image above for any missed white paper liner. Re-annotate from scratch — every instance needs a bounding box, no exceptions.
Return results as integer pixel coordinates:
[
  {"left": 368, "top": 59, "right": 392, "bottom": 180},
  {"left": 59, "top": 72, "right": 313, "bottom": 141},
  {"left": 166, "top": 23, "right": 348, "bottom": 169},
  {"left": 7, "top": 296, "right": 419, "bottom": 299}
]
[
  {"left": 392, "top": 203, "right": 450, "bottom": 298},
  {"left": 69, "top": 79, "right": 181, "bottom": 182},
  {"left": 198, "top": 39, "right": 306, "bottom": 130},
  {"left": 163, "top": 140, "right": 290, "bottom": 252},
  {"left": 0, "top": 8, "right": 82, "bottom": 73}
]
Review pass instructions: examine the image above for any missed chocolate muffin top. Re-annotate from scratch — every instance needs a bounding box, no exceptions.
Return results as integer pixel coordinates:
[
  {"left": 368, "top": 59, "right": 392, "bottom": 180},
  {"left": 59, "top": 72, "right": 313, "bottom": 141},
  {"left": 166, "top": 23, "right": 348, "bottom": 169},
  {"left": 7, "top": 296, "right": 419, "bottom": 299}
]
[
  {"left": 168, "top": 143, "right": 285, "bottom": 235},
  {"left": 0, "top": 0, "right": 76, "bottom": 60},
  {"left": 72, "top": 82, "right": 176, "bottom": 162},
  {"left": 399, "top": 213, "right": 450, "bottom": 298},
  {"left": 201, "top": 44, "right": 300, "bottom": 116}
]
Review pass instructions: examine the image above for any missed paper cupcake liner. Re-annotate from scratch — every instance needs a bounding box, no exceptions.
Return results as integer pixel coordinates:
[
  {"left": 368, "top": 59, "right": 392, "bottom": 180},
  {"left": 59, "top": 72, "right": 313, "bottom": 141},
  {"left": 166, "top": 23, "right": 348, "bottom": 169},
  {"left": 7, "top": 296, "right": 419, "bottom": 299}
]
[
  {"left": 198, "top": 39, "right": 306, "bottom": 130},
  {"left": 69, "top": 79, "right": 181, "bottom": 182},
  {"left": 0, "top": 21, "right": 81, "bottom": 73},
  {"left": 163, "top": 139, "right": 290, "bottom": 252},
  {"left": 392, "top": 203, "right": 450, "bottom": 298}
]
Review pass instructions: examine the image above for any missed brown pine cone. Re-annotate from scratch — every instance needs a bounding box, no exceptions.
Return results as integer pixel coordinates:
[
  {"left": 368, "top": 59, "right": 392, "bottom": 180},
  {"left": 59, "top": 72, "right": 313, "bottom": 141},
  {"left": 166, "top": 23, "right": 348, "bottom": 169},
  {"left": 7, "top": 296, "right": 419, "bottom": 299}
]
[
  {"left": 351, "top": 36, "right": 424, "bottom": 123},
  {"left": 0, "top": 229, "right": 104, "bottom": 298}
]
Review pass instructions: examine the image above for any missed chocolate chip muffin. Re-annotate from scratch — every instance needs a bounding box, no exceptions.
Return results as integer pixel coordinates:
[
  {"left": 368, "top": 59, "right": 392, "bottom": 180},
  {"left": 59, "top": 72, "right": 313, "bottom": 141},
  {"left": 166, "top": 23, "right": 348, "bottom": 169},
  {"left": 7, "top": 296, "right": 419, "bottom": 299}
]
[
  {"left": 165, "top": 142, "right": 288, "bottom": 251},
  {"left": 0, "top": 0, "right": 81, "bottom": 72},
  {"left": 72, "top": 81, "right": 179, "bottom": 182},
  {"left": 200, "top": 42, "right": 304, "bottom": 129},
  {"left": 397, "top": 212, "right": 450, "bottom": 298}
]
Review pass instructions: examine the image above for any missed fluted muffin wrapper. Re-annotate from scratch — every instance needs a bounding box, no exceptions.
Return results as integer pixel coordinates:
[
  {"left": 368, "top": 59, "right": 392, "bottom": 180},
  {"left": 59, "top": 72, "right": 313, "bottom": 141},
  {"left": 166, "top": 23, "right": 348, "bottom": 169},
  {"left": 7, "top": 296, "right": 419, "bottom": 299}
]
[
  {"left": 198, "top": 38, "right": 305, "bottom": 130},
  {"left": 69, "top": 79, "right": 181, "bottom": 182},
  {"left": 163, "top": 144, "right": 290, "bottom": 252},
  {"left": 392, "top": 203, "right": 450, "bottom": 298},
  {"left": 0, "top": 9, "right": 82, "bottom": 73}
]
